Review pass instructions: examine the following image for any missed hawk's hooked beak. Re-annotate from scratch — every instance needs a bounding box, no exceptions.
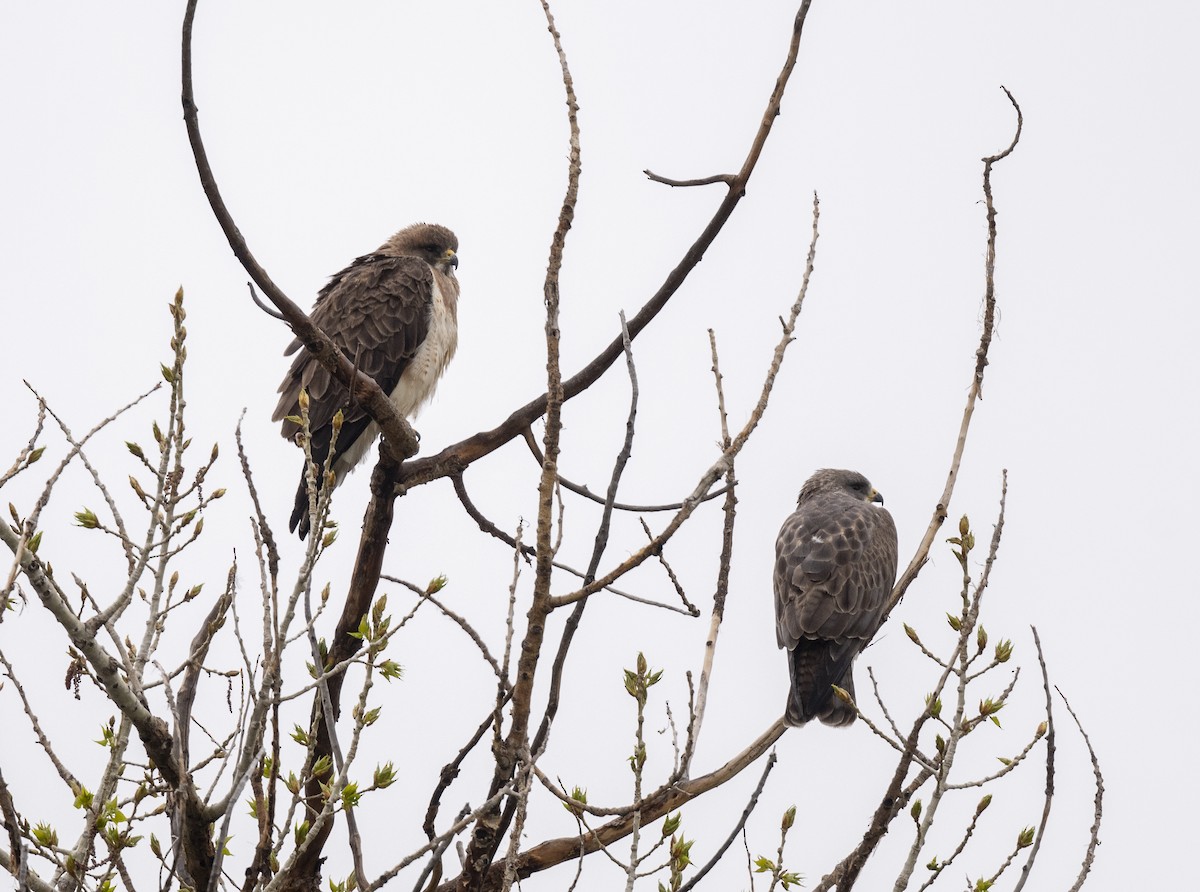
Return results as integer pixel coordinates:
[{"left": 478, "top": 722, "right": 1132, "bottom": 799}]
[
  {"left": 869, "top": 488, "right": 885, "bottom": 506},
  {"left": 444, "top": 250, "right": 459, "bottom": 270}
]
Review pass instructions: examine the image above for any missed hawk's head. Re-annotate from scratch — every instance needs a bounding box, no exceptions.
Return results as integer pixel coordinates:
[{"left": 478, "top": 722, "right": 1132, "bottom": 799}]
[
  {"left": 797, "top": 468, "right": 884, "bottom": 506},
  {"left": 383, "top": 222, "right": 459, "bottom": 273}
]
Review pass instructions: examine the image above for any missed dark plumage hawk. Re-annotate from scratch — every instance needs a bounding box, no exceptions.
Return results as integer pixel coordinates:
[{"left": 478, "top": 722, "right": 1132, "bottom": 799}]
[
  {"left": 273, "top": 223, "right": 460, "bottom": 539},
  {"left": 774, "top": 469, "right": 898, "bottom": 727}
]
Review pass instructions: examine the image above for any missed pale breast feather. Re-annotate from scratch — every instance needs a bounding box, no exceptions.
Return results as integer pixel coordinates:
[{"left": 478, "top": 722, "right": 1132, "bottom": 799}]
[{"left": 329, "top": 276, "right": 458, "bottom": 479}]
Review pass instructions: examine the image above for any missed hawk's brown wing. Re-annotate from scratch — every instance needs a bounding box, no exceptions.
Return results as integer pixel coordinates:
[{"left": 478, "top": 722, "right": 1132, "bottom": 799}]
[
  {"left": 773, "top": 493, "right": 898, "bottom": 725},
  {"left": 273, "top": 251, "right": 434, "bottom": 440},
  {"left": 272, "top": 253, "right": 434, "bottom": 537}
]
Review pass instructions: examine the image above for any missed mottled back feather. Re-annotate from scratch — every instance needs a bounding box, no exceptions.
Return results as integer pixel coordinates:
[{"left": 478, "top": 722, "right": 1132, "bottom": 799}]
[{"left": 773, "top": 469, "right": 898, "bottom": 727}]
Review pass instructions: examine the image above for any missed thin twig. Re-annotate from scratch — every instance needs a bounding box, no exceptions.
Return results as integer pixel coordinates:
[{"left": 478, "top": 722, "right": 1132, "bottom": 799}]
[
  {"left": 521, "top": 429, "right": 730, "bottom": 513},
  {"left": 435, "top": 720, "right": 785, "bottom": 890},
  {"left": 1058, "top": 686, "right": 1103, "bottom": 892},
  {"left": 637, "top": 518, "right": 700, "bottom": 617},
  {"left": 1011, "top": 627, "right": 1054, "bottom": 892},
  {"left": 883, "top": 87, "right": 1023, "bottom": 620},
  {"left": 676, "top": 752, "right": 778, "bottom": 892},
  {"left": 549, "top": 191, "right": 821, "bottom": 611},
  {"left": 247, "top": 281, "right": 286, "bottom": 320},
  {"left": 394, "top": 0, "right": 819, "bottom": 495},
  {"left": 685, "top": 327, "right": 740, "bottom": 772},
  {"left": 643, "top": 172, "right": 736, "bottom": 187},
  {"left": 450, "top": 473, "right": 674, "bottom": 609}
]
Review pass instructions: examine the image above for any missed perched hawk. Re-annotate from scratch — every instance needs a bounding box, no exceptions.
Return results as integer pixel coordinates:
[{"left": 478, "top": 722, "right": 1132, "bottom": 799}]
[
  {"left": 273, "top": 223, "right": 460, "bottom": 539},
  {"left": 774, "top": 469, "right": 898, "bottom": 727}
]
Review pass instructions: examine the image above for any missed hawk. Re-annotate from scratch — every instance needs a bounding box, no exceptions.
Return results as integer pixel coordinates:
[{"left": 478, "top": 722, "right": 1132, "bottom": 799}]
[
  {"left": 273, "top": 223, "right": 460, "bottom": 539},
  {"left": 773, "top": 469, "right": 898, "bottom": 727}
]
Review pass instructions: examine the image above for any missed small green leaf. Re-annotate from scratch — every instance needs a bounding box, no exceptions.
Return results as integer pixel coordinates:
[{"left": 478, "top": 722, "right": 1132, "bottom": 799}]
[
  {"left": 662, "top": 811, "right": 680, "bottom": 836},
  {"left": 368, "top": 762, "right": 394, "bottom": 790},
  {"left": 32, "top": 823, "right": 58, "bottom": 846}
]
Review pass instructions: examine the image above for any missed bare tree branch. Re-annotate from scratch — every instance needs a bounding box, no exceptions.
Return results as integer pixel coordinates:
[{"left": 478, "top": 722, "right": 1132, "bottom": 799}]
[
  {"left": 676, "top": 752, "right": 778, "bottom": 892},
  {"left": 884, "top": 87, "right": 1023, "bottom": 619},
  {"left": 181, "top": 0, "right": 420, "bottom": 465},
  {"left": 1059, "top": 686, "right": 1103, "bottom": 892},
  {"left": 436, "top": 721, "right": 786, "bottom": 891},
  {"left": 392, "top": 0, "right": 818, "bottom": 494},
  {"left": 1011, "top": 626, "right": 1055, "bottom": 892},
  {"left": 520, "top": 428, "right": 731, "bottom": 514},
  {"left": 643, "top": 172, "right": 736, "bottom": 188}
]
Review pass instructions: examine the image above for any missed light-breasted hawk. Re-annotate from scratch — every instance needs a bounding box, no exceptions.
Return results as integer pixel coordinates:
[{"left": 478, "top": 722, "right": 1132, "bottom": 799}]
[
  {"left": 773, "top": 469, "right": 898, "bottom": 727},
  {"left": 272, "top": 223, "right": 460, "bottom": 539}
]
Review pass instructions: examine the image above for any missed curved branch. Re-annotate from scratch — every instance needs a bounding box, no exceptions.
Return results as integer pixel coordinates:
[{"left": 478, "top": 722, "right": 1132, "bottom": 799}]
[
  {"left": 1011, "top": 626, "right": 1054, "bottom": 892},
  {"left": 1058, "top": 686, "right": 1103, "bottom": 892},
  {"left": 394, "top": 0, "right": 817, "bottom": 493},
  {"left": 883, "top": 87, "right": 1023, "bottom": 619},
  {"left": 436, "top": 721, "right": 786, "bottom": 891},
  {"left": 247, "top": 282, "right": 286, "bottom": 320},
  {"left": 181, "top": 0, "right": 419, "bottom": 462},
  {"left": 643, "top": 171, "right": 736, "bottom": 188},
  {"left": 520, "top": 428, "right": 731, "bottom": 513},
  {"left": 548, "top": 190, "right": 820, "bottom": 611}
]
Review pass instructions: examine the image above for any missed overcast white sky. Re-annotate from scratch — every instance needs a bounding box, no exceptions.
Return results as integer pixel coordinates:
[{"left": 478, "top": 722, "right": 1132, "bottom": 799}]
[{"left": 2, "top": 2, "right": 1198, "bottom": 890}]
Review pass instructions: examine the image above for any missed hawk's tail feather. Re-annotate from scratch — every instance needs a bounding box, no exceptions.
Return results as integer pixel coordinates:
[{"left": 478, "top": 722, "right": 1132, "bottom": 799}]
[
  {"left": 785, "top": 640, "right": 858, "bottom": 728},
  {"left": 291, "top": 475, "right": 312, "bottom": 540},
  {"left": 288, "top": 413, "right": 378, "bottom": 540}
]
